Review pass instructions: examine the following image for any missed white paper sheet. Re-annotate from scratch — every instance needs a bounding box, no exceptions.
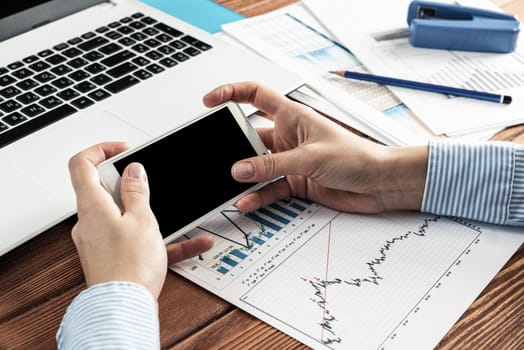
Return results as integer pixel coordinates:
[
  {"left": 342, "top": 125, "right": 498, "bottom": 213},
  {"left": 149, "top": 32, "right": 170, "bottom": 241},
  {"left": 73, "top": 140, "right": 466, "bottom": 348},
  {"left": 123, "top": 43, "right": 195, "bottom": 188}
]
[
  {"left": 172, "top": 200, "right": 523, "bottom": 349},
  {"left": 222, "top": 3, "right": 429, "bottom": 146},
  {"left": 303, "top": 0, "right": 524, "bottom": 136}
]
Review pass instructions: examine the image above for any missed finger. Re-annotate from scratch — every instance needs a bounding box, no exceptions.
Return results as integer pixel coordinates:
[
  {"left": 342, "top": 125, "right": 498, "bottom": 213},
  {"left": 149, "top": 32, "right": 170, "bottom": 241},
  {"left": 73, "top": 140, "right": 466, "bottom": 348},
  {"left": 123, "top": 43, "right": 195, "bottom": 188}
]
[
  {"left": 256, "top": 127, "right": 274, "bottom": 150},
  {"left": 120, "top": 162, "right": 152, "bottom": 216},
  {"left": 235, "top": 179, "right": 292, "bottom": 212},
  {"left": 167, "top": 235, "right": 214, "bottom": 265},
  {"left": 231, "top": 148, "right": 306, "bottom": 183},
  {"left": 203, "top": 82, "right": 292, "bottom": 117},
  {"left": 69, "top": 142, "right": 129, "bottom": 205}
]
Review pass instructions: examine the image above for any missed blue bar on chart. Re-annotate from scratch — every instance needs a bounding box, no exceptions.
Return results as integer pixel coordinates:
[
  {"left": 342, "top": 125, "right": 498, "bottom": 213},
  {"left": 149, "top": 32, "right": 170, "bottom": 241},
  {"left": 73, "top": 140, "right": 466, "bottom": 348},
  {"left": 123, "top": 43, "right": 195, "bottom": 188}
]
[
  {"left": 217, "top": 266, "right": 229, "bottom": 274},
  {"left": 222, "top": 256, "right": 238, "bottom": 267},
  {"left": 269, "top": 203, "right": 299, "bottom": 218},
  {"left": 230, "top": 249, "right": 248, "bottom": 260},
  {"left": 246, "top": 213, "right": 282, "bottom": 232},
  {"left": 251, "top": 235, "right": 265, "bottom": 245},
  {"left": 258, "top": 207, "right": 291, "bottom": 225},
  {"left": 290, "top": 200, "right": 307, "bottom": 212}
]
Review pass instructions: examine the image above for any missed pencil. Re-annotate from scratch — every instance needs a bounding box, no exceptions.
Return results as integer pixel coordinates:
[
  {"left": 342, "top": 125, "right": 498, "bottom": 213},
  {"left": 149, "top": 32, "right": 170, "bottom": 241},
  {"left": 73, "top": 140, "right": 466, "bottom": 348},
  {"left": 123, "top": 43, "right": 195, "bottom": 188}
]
[{"left": 330, "top": 70, "right": 512, "bottom": 105}]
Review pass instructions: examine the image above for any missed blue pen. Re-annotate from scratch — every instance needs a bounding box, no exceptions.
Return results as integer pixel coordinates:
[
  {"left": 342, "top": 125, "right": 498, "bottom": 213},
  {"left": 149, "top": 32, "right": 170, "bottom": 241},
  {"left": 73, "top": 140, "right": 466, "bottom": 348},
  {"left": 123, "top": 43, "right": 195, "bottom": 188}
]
[{"left": 330, "top": 70, "right": 512, "bottom": 105}]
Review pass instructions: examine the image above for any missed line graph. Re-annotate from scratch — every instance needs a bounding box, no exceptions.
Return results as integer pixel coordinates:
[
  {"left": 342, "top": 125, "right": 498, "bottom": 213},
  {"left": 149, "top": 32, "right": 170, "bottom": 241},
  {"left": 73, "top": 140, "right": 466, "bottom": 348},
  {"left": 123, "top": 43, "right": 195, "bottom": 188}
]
[
  {"left": 239, "top": 210, "right": 482, "bottom": 349},
  {"left": 172, "top": 201, "right": 522, "bottom": 350}
]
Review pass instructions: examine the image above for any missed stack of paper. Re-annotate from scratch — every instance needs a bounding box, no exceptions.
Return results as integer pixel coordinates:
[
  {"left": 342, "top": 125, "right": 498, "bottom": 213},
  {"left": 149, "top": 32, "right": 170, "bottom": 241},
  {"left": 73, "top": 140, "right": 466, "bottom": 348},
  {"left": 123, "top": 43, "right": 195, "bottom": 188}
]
[{"left": 302, "top": 0, "right": 524, "bottom": 137}]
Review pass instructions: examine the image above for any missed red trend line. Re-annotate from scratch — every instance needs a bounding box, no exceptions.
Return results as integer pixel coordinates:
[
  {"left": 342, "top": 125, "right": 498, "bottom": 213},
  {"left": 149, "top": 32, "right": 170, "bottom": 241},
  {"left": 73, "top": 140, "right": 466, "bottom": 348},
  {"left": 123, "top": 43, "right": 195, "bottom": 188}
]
[{"left": 321, "top": 221, "right": 333, "bottom": 342}]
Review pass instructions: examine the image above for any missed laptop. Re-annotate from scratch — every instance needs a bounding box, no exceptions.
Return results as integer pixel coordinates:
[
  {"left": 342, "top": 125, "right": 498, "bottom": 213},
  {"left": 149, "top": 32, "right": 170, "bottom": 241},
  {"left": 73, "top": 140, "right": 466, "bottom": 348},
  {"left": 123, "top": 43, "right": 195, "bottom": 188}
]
[{"left": 0, "top": 0, "right": 303, "bottom": 256}]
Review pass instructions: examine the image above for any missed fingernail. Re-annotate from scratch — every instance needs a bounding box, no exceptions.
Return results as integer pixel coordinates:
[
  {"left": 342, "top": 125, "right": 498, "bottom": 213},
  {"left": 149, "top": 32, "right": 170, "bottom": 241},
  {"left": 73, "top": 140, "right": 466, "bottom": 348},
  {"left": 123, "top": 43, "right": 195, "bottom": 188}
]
[
  {"left": 127, "top": 163, "right": 147, "bottom": 181},
  {"left": 233, "top": 161, "right": 254, "bottom": 179}
]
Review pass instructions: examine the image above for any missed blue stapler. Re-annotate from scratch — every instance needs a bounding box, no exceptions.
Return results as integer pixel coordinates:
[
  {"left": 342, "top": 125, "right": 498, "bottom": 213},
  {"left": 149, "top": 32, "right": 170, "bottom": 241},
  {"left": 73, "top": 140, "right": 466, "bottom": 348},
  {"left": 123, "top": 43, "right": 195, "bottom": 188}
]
[{"left": 407, "top": 0, "right": 520, "bottom": 53}]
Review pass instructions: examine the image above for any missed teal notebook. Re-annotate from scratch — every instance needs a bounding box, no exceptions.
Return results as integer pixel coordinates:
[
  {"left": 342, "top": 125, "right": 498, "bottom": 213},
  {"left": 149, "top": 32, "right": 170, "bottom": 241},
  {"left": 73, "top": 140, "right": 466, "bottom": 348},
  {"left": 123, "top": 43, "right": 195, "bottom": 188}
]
[{"left": 140, "top": 0, "right": 244, "bottom": 34}]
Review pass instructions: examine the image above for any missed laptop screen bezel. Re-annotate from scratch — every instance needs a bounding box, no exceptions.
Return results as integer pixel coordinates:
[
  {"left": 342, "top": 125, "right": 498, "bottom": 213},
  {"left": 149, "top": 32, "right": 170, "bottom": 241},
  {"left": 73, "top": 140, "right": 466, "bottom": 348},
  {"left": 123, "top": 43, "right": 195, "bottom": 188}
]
[{"left": 0, "top": 0, "right": 108, "bottom": 42}]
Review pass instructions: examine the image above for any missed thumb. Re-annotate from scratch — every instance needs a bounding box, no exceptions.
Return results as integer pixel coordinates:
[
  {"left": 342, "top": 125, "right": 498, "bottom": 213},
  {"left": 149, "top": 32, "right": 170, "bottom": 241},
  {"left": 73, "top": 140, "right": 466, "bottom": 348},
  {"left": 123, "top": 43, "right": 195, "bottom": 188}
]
[
  {"left": 120, "top": 162, "right": 151, "bottom": 215},
  {"left": 232, "top": 149, "right": 305, "bottom": 183}
]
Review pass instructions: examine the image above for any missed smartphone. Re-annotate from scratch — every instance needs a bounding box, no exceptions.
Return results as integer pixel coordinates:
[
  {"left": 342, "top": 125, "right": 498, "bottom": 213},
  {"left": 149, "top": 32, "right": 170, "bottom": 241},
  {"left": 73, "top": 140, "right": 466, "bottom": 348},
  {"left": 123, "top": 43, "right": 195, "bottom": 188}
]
[{"left": 97, "top": 102, "right": 270, "bottom": 243}]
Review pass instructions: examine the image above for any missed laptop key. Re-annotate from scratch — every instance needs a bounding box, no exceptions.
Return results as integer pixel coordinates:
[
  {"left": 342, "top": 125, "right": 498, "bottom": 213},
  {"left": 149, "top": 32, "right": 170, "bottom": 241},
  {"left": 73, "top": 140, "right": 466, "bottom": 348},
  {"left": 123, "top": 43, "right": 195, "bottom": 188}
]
[
  {"left": 131, "top": 57, "right": 150, "bottom": 66},
  {"left": 131, "top": 12, "right": 145, "bottom": 19},
  {"left": 183, "top": 47, "right": 201, "bottom": 56},
  {"left": 107, "top": 62, "right": 138, "bottom": 78},
  {"left": 78, "top": 37, "right": 110, "bottom": 51},
  {"left": 0, "top": 121, "right": 8, "bottom": 132},
  {"left": 8, "top": 62, "right": 24, "bottom": 70},
  {"left": 29, "top": 61, "right": 51, "bottom": 72},
  {"left": 16, "top": 79, "right": 39, "bottom": 91},
  {"left": 0, "top": 100, "right": 22, "bottom": 113},
  {"left": 154, "top": 23, "right": 182, "bottom": 37},
  {"left": 34, "top": 72, "right": 56, "bottom": 83},
  {"left": 129, "top": 21, "right": 146, "bottom": 30},
  {"left": 74, "top": 81, "right": 96, "bottom": 93},
  {"left": 0, "top": 75, "right": 16, "bottom": 86},
  {"left": 88, "top": 89, "right": 111, "bottom": 101},
  {"left": 51, "top": 77, "right": 74, "bottom": 89},
  {"left": 16, "top": 92, "right": 39, "bottom": 105},
  {"left": 12, "top": 68, "right": 34, "bottom": 79},
  {"left": 91, "top": 74, "right": 112, "bottom": 85},
  {"left": 105, "top": 75, "right": 139, "bottom": 94},
  {"left": 57, "top": 89, "right": 80, "bottom": 101},
  {"left": 62, "top": 47, "right": 83, "bottom": 58},
  {"left": 84, "top": 51, "right": 105, "bottom": 62},
  {"left": 0, "top": 86, "right": 22, "bottom": 98},
  {"left": 68, "top": 70, "right": 90, "bottom": 82},
  {"left": 0, "top": 67, "right": 7, "bottom": 76},
  {"left": 101, "top": 50, "right": 136, "bottom": 67},
  {"left": 133, "top": 69, "right": 152, "bottom": 80},
  {"left": 23, "top": 55, "right": 39, "bottom": 64},
  {"left": 0, "top": 104, "right": 76, "bottom": 148},
  {"left": 40, "top": 96, "right": 63, "bottom": 109},
  {"left": 99, "top": 43, "right": 123, "bottom": 55},
  {"left": 51, "top": 65, "right": 72, "bottom": 76},
  {"left": 159, "top": 57, "right": 177, "bottom": 68},
  {"left": 68, "top": 58, "right": 89, "bottom": 69},
  {"left": 54, "top": 43, "right": 69, "bottom": 51},
  {"left": 20, "top": 104, "right": 45, "bottom": 117},
  {"left": 34, "top": 84, "right": 57, "bottom": 97},
  {"left": 71, "top": 96, "right": 94, "bottom": 109},
  {"left": 46, "top": 54, "right": 67, "bottom": 65},
  {"left": 38, "top": 49, "right": 54, "bottom": 58},
  {"left": 145, "top": 63, "right": 164, "bottom": 74},
  {"left": 2, "top": 112, "right": 27, "bottom": 126},
  {"left": 84, "top": 63, "right": 106, "bottom": 74}
]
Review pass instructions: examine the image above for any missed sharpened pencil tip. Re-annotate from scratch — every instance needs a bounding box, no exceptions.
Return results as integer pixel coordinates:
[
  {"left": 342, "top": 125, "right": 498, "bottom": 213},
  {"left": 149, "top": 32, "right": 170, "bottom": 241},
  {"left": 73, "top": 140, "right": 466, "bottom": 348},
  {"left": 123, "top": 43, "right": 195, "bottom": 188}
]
[{"left": 329, "top": 70, "right": 343, "bottom": 76}]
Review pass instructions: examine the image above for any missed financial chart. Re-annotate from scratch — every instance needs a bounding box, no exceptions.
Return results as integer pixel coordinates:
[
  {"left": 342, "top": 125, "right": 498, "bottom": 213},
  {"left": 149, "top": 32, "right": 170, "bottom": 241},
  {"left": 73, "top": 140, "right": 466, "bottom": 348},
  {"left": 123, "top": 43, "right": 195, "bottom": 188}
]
[{"left": 172, "top": 201, "right": 522, "bottom": 349}]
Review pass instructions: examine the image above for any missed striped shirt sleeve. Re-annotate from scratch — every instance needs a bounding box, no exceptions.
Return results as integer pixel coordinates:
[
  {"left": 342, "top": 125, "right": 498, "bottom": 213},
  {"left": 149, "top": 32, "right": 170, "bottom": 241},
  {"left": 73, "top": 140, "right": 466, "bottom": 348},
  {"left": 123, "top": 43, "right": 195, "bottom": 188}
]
[
  {"left": 56, "top": 281, "right": 160, "bottom": 349},
  {"left": 422, "top": 140, "right": 524, "bottom": 226}
]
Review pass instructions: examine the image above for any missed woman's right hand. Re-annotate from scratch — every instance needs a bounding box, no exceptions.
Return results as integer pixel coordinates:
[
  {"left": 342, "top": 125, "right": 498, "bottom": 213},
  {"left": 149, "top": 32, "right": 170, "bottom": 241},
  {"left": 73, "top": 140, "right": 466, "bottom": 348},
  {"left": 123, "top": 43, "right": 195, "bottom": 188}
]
[{"left": 204, "top": 81, "right": 429, "bottom": 214}]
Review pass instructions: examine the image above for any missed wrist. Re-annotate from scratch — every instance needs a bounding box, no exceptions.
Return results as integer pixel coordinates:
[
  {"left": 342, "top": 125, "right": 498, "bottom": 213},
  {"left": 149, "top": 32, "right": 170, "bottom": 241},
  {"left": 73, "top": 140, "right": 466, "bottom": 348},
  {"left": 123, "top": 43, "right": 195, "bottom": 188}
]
[{"left": 373, "top": 145, "right": 429, "bottom": 211}]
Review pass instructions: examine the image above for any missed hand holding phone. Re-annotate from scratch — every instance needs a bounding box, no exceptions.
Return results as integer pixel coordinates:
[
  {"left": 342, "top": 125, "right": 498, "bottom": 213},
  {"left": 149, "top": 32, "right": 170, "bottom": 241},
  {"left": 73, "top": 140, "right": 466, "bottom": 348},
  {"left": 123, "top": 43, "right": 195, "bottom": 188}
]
[{"left": 97, "top": 102, "right": 270, "bottom": 244}]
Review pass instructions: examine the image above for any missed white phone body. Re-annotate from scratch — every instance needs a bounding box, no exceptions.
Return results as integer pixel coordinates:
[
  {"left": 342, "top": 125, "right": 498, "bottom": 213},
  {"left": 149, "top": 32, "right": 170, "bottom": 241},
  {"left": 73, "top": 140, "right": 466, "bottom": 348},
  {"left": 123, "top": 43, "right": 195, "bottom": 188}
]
[{"left": 97, "top": 101, "right": 271, "bottom": 244}]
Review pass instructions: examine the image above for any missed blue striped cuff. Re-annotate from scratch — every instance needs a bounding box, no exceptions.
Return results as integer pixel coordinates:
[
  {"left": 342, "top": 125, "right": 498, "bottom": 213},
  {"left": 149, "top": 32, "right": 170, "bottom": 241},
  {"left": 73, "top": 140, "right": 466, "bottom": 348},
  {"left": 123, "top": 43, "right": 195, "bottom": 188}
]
[
  {"left": 422, "top": 140, "right": 524, "bottom": 226},
  {"left": 57, "top": 281, "right": 160, "bottom": 349}
]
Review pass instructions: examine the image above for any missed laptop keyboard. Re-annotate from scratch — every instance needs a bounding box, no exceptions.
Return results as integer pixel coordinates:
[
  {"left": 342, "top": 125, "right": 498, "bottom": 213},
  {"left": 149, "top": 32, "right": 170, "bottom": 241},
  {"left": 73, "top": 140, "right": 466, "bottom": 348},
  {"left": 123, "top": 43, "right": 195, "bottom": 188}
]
[{"left": 0, "top": 12, "right": 212, "bottom": 148}]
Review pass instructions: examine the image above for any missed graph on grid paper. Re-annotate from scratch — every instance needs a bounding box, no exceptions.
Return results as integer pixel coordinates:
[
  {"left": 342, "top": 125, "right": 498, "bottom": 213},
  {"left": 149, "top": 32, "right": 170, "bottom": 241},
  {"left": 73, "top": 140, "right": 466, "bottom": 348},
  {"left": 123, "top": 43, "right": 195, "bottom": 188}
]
[{"left": 171, "top": 201, "right": 522, "bottom": 349}]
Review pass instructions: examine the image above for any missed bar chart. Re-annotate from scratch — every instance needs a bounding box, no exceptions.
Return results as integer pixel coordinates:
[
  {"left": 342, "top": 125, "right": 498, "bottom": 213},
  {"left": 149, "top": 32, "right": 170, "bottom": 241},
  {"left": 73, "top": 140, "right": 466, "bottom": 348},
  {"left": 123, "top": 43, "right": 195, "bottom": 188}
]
[{"left": 174, "top": 197, "right": 314, "bottom": 288}]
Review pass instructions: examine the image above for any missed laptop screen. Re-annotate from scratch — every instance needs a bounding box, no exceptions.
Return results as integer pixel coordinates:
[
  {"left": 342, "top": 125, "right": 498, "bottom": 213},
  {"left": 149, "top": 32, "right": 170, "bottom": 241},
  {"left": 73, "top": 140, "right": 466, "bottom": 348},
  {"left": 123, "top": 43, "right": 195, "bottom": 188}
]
[
  {"left": 0, "top": 0, "right": 106, "bottom": 42},
  {"left": 1, "top": 1, "right": 53, "bottom": 20}
]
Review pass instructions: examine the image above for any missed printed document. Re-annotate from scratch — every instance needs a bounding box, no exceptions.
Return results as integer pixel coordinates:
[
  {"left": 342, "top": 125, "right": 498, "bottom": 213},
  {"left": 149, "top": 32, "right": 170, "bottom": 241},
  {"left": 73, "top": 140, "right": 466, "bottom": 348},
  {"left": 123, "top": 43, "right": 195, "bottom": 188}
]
[
  {"left": 172, "top": 200, "right": 523, "bottom": 349},
  {"left": 303, "top": 0, "right": 524, "bottom": 136}
]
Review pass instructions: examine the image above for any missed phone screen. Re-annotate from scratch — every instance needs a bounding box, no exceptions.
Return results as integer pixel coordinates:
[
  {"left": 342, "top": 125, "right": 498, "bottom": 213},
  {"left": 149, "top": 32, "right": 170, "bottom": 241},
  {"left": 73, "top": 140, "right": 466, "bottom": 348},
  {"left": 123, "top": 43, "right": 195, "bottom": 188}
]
[{"left": 114, "top": 106, "right": 260, "bottom": 238}]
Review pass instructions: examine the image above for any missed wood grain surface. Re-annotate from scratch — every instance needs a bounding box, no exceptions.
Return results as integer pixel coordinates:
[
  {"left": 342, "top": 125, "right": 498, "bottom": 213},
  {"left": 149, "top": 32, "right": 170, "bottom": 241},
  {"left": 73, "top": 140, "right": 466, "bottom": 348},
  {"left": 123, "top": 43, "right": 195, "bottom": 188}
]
[{"left": 0, "top": 0, "right": 522, "bottom": 349}]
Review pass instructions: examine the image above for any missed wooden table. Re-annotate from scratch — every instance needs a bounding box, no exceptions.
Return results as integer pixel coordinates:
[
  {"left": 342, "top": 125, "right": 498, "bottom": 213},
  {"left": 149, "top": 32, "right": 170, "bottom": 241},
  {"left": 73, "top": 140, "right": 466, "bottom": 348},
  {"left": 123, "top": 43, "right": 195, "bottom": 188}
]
[{"left": 1, "top": 1, "right": 522, "bottom": 349}]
